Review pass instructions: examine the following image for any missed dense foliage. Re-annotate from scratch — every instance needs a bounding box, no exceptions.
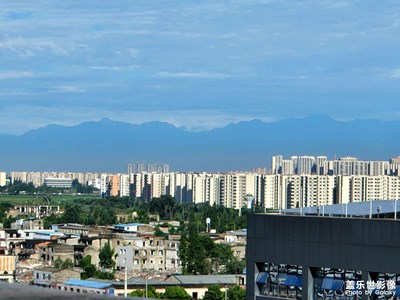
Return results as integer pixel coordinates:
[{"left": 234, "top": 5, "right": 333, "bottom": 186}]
[
  {"left": 129, "top": 286, "right": 191, "bottom": 299},
  {"left": 99, "top": 242, "right": 116, "bottom": 270},
  {"left": 179, "top": 212, "right": 246, "bottom": 275},
  {"left": 79, "top": 255, "right": 114, "bottom": 280}
]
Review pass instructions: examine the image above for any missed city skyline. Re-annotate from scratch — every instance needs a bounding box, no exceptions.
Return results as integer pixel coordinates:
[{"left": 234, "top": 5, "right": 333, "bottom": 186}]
[{"left": 1, "top": 1, "right": 400, "bottom": 135}]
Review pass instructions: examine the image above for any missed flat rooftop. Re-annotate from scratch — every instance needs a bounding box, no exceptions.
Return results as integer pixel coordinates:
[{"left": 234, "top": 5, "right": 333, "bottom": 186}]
[{"left": 283, "top": 199, "right": 400, "bottom": 218}]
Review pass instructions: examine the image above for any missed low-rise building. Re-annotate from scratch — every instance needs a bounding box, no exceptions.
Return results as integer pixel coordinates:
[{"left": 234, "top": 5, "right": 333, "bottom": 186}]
[
  {"left": 166, "top": 274, "right": 246, "bottom": 300},
  {"left": 55, "top": 279, "right": 114, "bottom": 295},
  {"left": 115, "top": 235, "right": 181, "bottom": 273},
  {"left": 0, "top": 255, "right": 17, "bottom": 282},
  {"left": 113, "top": 223, "right": 154, "bottom": 234},
  {"left": 39, "top": 243, "right": 75, "bottom": 266},
  {"left": 33, "top": 267, "right": 81, "bottom": 287}
]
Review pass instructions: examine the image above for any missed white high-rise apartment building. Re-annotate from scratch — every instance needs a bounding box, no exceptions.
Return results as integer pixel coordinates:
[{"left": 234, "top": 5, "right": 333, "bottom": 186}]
[
  {"left": 369, "top": 161, "right": 389, "bottom": 176},
  {"left": 387, "top": 176, "right": 400, "bottom": 200},
  {"left": 191, "top": 173, "right": 221, "bottom": 205},
  {"left": 316, "top": 156, "right": 328, "bottom": 175},
  {"left": 272, "top": 155, "right": 283, "bottom": 174},
  {"left": 263, "top": 175, "right": 284, "bottom": 210},
  {"left": 0, "top": 172, "right": 6, "bottom": 187},
  {"left": 281, "top": 160, "right": 294, "bottom": 175},
  {"left": 282, "top": 175, "right": 335, "bottom": 209},
  {"left": 120, "top": 174, "right": 130, "bottom": 197},
  {"left": 219, "top": 173, "right": 260, "bottom": 209},
  {"left": 295, "top": 156, "right": 316, "bottom": 175}
]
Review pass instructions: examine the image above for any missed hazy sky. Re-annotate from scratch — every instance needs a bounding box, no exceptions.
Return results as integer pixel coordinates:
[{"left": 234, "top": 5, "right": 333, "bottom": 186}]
[{"left": 1, "top": 0, "right": 400, "bottom": 134}]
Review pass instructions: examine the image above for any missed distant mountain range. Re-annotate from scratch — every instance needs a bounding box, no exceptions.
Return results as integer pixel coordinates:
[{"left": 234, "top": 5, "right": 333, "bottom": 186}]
[{"left": 1, "top": 115, "right": 399, "bottom": 172}]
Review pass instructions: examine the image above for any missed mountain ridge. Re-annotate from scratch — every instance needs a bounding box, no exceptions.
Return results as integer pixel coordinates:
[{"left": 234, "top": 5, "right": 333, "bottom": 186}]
[{"left": 1, "top": 115, "right": 399, "bottom": 172}]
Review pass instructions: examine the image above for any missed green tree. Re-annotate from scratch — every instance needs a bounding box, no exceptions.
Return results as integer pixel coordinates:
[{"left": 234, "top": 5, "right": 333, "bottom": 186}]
[
  {"left": 225, "top": 257, "right": 246, "bottom": 275},
  {"left": 211, "top": 243, "right": 234, "bottom": 274},
  {"left": 62, "top": 203, "right": 83, "bottom": 224},
  {"left": 0, "top": 202, "right": 12, "bottom": 223},
  {"left": 99, "top": 242, "right": 115, "bottom": 270},
  {"left": 93, "top": 270, "right": 115, "bottom": 280},
  {"left": 227, "top": 286, "right": 246, "bottom": 300},
  {"left": 43, "top": 214, "right": 63, "bottom": 229},
  {"left": 54, "top": 257, "right": 63, "bottom": 269},
  {"left": 179, "top": 232, "right": 189, "bottom": 274},
  {"left": 161, "top": 286, "right": 191, "bottom": 299},
  {"left": 61, "top": 258, "right": 74, "bottom": 269},
  {"left": 80, "top": 255, "right": 96, "bottom": 279},
  {"left": 154, "top": 226, "right": 165, "bottom": 237},
  {"left": 186, "top": 233, "right": 211, "bottom": 275},
  {"left": 129, "top": 287, "right": 160, "bottom": 298},
  {"left": 202, "top": 285, "right": 224, "bottom": 300}
]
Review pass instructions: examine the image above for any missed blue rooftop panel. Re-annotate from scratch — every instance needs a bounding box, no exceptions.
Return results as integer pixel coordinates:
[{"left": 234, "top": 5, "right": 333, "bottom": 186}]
[
  {"left": 63, "top": 280, "right": 112, "bottom": 289},
  {"left": 114, "top": 223, "right": 143, "bottom": 227},
  {"left": 33, "top": 231, "right": 59, "bottom": 235}
]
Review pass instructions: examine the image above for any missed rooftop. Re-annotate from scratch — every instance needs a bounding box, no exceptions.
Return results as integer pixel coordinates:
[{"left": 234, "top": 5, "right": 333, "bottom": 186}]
[
  {"left": 282, "top": 200, "right": 400, "bottom": 218},
  {"left": 169, "top": 274, "right": 243, "bottom": 285},
  {"left": 114, "top": 223, "right": 144, "bottom": 227},
  {"left": 63, "top": 279, "right": 112, "bottom": 289},
  {"left": 34, "top": 267, "right": 60, "bottom": 273}
]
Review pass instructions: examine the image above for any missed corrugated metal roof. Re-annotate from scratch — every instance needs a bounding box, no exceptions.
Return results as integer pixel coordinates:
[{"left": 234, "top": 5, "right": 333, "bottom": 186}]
[
  {"left": 63, "top": 280, "right": 112, "bottom": 289},
  {"left": 171, "top": 275, "right": 241, "bottom": 285},
  {"left": 114, "top": 223, "right": 143, "bottom": 227}
]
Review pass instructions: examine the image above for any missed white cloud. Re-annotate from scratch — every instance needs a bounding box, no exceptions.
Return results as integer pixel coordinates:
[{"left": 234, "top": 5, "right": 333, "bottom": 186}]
[
  {"left": 87, "top": 65, "right": 137, "bottom": 71},
  {"left": 0, "top": 37, "right": 68, "bottom": 57},
  {"left": 388, "top": 68, "right": 400, "bottom": 79},
  {"left": 49, "top": 85, "right": 85, "bottom": 93},
  {"left": 0, "top": 71, "right": 35, "bottom": 80},
  {"left": 156, "top": 71, "right": 229, "bottom": 79}
]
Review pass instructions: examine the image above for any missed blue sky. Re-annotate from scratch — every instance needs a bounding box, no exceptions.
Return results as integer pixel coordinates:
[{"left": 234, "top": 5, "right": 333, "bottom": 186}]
[{"left": 1, "top": 0, "right": 400, "bottom": 134}]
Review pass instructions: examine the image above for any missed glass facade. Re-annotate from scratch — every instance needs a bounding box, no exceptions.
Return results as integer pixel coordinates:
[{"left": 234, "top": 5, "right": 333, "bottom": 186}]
[{"left": 256, "top": 262, "right": 302, "bottom": 299}]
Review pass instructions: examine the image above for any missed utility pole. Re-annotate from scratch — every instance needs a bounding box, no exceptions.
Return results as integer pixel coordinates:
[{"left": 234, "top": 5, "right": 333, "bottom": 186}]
[{"left": 124, "top": 267, "right": 127, "bottom": 298}]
